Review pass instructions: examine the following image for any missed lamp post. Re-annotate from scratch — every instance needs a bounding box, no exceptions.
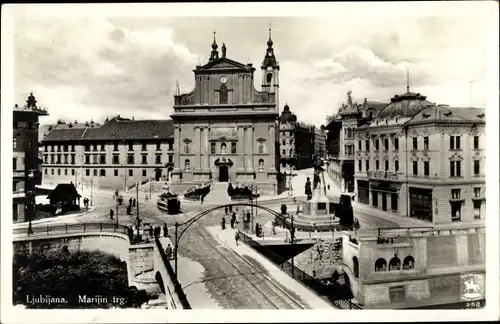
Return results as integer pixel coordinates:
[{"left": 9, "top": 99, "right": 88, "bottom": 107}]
[
  {"left": 174, "top": 222, "right": 179, "bottom": 279},
  {"left": 90, "top": 178, "right": 93, "bottom": 206},
  {"left": 27, "top": 171, "right": 35, "bottom": 221}
]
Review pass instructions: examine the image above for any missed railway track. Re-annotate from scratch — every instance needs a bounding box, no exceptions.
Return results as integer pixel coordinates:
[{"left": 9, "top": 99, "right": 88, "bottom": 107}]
[{"left": 192, "top": 224, "right": 307, "bottom": 309}]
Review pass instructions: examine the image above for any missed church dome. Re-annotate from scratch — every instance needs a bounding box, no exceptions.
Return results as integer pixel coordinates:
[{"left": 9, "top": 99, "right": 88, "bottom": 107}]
[
  {"left": 280, "top": 104, "right": 297, "bottom": 123},
  {"left": 377, "top": 91, "right": 435, "bottom": 119}
]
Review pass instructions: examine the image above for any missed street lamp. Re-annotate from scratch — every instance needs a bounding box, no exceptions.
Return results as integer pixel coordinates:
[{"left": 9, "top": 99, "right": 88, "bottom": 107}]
[
  {"left": 280, "top": 212, "right": 296, "bottom": 278},
  {"left": 27, "top": 171, "right": 35, "bottom": 221},
  {"left": 90, "top": 178, "right": 93, "bottom": 206}
]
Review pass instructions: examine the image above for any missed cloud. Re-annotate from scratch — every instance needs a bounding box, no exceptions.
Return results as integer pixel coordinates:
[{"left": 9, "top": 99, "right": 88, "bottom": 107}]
[{"left": 11, "top": 10, "right": 492, "bottom": 128}]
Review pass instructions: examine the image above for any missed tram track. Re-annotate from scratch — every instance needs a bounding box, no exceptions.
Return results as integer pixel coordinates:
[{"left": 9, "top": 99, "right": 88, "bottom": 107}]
[{"left": 191, "top": 223, "right": 307, "bottom": 309}]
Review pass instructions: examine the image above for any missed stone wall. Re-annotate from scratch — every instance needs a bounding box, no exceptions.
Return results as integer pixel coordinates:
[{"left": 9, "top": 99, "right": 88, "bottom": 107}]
[{"left": 129, "top": 244, "right": 155, "bottom": 277}]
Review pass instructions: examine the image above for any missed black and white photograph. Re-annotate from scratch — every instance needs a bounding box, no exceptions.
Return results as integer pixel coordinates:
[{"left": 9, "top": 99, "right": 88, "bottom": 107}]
[{"left": 1, "top": 2, "right": 498, "bottom": 323}]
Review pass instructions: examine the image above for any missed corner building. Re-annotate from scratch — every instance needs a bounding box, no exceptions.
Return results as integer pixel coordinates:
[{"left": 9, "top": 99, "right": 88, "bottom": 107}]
[
  {"left": 13, "top": 93, "right": 48, "bottom": 222},
  {"left": 353, "top": 88, "right": 485, "bottom": 224},
  {"left": 170, "top": 31, "right": 281, "bottom": 195}
]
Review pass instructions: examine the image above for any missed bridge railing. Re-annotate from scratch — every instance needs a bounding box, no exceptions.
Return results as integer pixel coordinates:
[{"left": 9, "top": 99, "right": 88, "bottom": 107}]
[
  {"left": 13, "top": 222, "right": 130, "bottom": 237},
  {"left": 238, "top": 230, "right": 361, "bottom": 310},
  {"left": 154, "top": 238, "right": 192, "bottom": 309}
]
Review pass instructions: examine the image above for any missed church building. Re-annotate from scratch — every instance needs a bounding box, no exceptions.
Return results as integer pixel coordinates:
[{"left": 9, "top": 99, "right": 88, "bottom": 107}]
[{"left": 170, "top": 29, "right": 281, "bottom": 195}]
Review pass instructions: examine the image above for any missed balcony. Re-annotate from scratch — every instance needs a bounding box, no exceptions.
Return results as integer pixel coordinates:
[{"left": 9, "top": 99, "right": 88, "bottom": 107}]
[{"left": 367, "top": 171, "right": 400, "bottom": 181}]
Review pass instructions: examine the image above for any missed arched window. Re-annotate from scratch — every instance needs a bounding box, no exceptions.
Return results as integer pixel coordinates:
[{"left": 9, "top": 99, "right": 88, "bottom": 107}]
[
  {"left": 184, "top": 159, "right": 190, "bottom": 171},
  {"left": 258, "top": 159, "right": 264, "bottom": 171},
  {"left": 389, "top": 256, "right": 401, "bottom": 271},
  {"left": 266, "top": 73, "right": 273, "bottom": 83},
  {"left": 395, "top": 160, "right": 399, "bottom": 172},
  {"left": 219, "top": 86, "right": 228, "bottom": 104},
  {"left": 352, "top": 256, "right": 359, "bottom": 278},
  {"left": 220, "top": 143, "right": 227, "bottom": 154},
  {"left": 403, "top": 256, "right": 415, "bottom": 270},
  {"left": 385, "top": 160, "right": 389, "bottom": 171},
  {"left": 375, "top": 258, "right": 386, "bottom": 272}
]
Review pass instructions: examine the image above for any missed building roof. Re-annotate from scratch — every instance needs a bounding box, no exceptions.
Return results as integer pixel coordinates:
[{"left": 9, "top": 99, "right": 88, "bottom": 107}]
[
  {"left": 279, "top": 103, "right": 297, "bottom": 123},
  {"left": 365, "top": 100, "right": 388, "bottom": 112},
  {"left": 376, "top": 91, "right": 435, "bottom": 119},
  {"left": 405, "top": 105, "right": 486, "bottom": 126},
  {"left": 83, "top": 118, "right": 174, "bottom": 141},
  {"left": 41, "top": 117, "right": 174, "bottom": 142},
  {"left": 42, "top": 128, "right": 87, "bottom": 142}
]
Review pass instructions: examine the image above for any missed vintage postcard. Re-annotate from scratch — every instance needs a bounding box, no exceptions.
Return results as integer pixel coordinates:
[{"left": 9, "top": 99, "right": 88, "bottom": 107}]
[{"left": 1, "top": 2, "right": 498, "bottom": 323}]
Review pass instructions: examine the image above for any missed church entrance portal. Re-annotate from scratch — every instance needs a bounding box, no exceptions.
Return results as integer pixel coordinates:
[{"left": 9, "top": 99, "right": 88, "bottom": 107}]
[{"left": 219, "top": 165, "right": 229, "bottom": 182}]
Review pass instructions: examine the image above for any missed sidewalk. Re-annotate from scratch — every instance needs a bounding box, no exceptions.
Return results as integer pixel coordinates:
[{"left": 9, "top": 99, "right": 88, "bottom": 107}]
[
  {"left": 206, "top": 226, "right": 334, "bottom": 309},
  {"left": 158, "top": 237, "right": 221, "bottom": 309},
  {"left": 13, "top": 206, "right": 97, "bottom": 228}
]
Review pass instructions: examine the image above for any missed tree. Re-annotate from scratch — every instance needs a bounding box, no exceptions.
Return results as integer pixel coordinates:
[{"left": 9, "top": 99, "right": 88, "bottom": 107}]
[{"left": 13, "top": 248, "right": 152, "bottom": 309}]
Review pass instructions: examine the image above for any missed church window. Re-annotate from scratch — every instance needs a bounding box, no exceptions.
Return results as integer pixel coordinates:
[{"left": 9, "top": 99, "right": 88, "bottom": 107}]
[
  {"left": 231, "top": 142, "right": 237, "bottom": 154},
  {"left": 210, "top": 142, "right": 216, "bottom": 154},
  {"left": 219, "top": 86, "right": 228, "bottom": 104},
  {"left": 184, "top": 159, "right": 190, "bottom": 171},
  {"left": 184, "top": 142, "right": 190, "bottom": 154},
  {"left": 266, "top": 73, "right": 273, "bottom": 83}
]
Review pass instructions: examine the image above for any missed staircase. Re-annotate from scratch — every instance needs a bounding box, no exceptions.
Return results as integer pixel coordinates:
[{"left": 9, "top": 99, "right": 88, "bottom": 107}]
[{"left": 203, "top": 181, "right": 231, "bottom": 204}]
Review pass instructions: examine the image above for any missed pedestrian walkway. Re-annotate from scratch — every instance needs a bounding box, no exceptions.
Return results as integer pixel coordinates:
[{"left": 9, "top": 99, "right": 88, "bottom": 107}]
[
  {"left": 158, "top": 237, "right": 221, "bottom": 309},
  {"left": 13, "top": 206, "right": 97, "bottom": 228},
  {"left": 203, "top": 182, "right": 231, "bottom": 204},
  {"left": 206, "top": 226, "right": 335, "bottom": 309}
]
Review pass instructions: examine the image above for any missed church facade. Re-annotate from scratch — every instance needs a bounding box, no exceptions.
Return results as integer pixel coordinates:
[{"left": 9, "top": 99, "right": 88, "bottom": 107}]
[{"left": 169, "top": 31, "right": 282, "bottom": 195}]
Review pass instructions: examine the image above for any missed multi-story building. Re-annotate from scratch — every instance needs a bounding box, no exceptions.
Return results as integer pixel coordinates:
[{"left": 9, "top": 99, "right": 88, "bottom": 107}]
[
  {"left": 41, "top": 116, "right": 174, "bottom": 191},
  {"left": 353, "top": 88, "right": 485, "bottom": 224},
  {"left": 170, "top": 30, "right": 281, "bottom": 195},
  {"left": 325, "top": 91, "right": 387, "bottom": 192},
  {"left": 314, "top": 125, "right": 327, "bottom": 159},
  {"left": 278, "top": 103, "right": 315, "bottom": 171},
  {"left": 13, "top": 93, "right": 49, "bottom": 222}
]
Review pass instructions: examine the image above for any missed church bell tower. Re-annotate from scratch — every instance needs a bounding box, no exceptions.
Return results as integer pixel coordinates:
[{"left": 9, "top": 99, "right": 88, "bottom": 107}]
[{"left": 261, "top": 25, "right": 280, "bottom": 111}]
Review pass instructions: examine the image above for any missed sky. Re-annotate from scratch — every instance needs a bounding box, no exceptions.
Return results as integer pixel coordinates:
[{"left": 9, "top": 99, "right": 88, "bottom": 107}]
[{"left": 6, "top": 2, "right": 497, "bottom": 126}]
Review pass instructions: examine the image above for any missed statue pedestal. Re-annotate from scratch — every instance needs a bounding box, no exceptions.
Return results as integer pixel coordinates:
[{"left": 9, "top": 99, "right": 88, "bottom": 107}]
[{"left": 292, "top": 188, "right": 339, "bottom": 232}]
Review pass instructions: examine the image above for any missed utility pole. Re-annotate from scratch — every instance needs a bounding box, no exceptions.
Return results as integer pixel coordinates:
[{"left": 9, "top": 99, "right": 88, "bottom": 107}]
[
  {"left": 174, "top": 222, "right": 179, "bottom": 279},
  {"left": 136, "top": 182, "right": 140, "bottom": 237},
  {"left": 90, "top": 179, "right": 93, "bottom": 206}
]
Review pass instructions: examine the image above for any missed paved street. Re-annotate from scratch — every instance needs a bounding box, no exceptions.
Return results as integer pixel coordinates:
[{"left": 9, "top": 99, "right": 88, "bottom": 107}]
[{"left": 20, "top": 175, "right": 434, "bottom": 309}]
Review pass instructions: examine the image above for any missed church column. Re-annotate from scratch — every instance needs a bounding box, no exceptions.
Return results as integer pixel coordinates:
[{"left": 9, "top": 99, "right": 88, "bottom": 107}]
[
  {"left": 238, "top": 126, "right": 245, "bottom": 170},
  {"left": 175, "top": 125, "right": 181, "bottom": 171},
  {"left": 205, "top": 127, "right": 210, "bottom": 170},
  {"left": 194, "top": 127, "right": 201, "bottom": 170},
  {"left": 238, "top": 74, "right": 243, "bottom": 104},
  {"left": 246, "top": 126, "right": 254, "bottom": 171},
  {"left": 269, "top": 124, "right": 276, "bottom": 171}
]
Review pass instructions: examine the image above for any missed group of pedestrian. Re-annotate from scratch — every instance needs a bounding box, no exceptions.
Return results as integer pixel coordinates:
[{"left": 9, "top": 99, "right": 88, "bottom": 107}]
[
  {"left": 126, "top": 198, "right": 137, "bottom": 216},
  {"left": 165, "top": 243, "right": 174, "bottom": 259},
  {"left": 83, "top": 197, "right": 90, "bottom": 211},
  {"left": 148, "top": 223, "right": 169, "bottom": 239}
]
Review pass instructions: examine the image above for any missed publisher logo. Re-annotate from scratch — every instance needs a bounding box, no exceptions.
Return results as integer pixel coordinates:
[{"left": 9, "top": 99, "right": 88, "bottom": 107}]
[{"left": 461, "top": 273, "right": 484, "bottom": 302}]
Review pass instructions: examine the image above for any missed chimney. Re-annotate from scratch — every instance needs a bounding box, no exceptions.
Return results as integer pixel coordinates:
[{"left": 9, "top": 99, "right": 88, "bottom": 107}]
[
  {"left": 68, "top": 122, "right": 73, "bottom": 128},
  {"left": 85, "top": 121, "right": 89, "bottom": 127},
  {"left": 90, "top": 119, "right": 95, "bottom": 127}
]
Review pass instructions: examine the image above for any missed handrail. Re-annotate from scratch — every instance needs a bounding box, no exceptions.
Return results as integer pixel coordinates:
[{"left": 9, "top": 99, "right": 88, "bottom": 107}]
[
  {"left": 13, "top": 222, "right": 130, "bottom": 237},
  {"left": 154, "top": 237, "right": 191, "bottom": 309},
  {"left": 238, "top": 230, "right": 361, "bottom": 310}
]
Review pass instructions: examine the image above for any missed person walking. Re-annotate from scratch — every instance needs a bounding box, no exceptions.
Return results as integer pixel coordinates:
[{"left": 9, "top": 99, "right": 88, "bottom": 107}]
[
  {"left": 221, "top": 216, "right": 226, "bottom": 230},
  {"left": 163, "top": 223, "right": 168, "bottom": 237},
  {"left": 235, "top": 230, "right": 240, "bottom": 246},
  {"left": 231, "top": 212, "right": 236, "bottom": 229},
  {"left": 28, "top": 220, "right": 33, "bottom": 235},
  {"left": 109, "top": 208, "right": 114, "bottom": 220},
  {"left": 224, "top": 206, "right": 228, "bottom": 216},
  {"left": 255, "top": 222, "right": 260, "bottom": 237},
  {"left": 129, "top": 198, "right": 133, "bottom": 206},
  {"left": 165, "top": 244, "right": 173, "bottom": 259}
]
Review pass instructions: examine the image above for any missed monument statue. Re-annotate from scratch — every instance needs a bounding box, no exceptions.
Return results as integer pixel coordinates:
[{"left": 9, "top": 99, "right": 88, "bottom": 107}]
[
  {"left": 347, "top": 90, "right": 353, "bottom": 105},
  {"left": 312, "top": 155, "right": 326, "bottom": 195}
]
